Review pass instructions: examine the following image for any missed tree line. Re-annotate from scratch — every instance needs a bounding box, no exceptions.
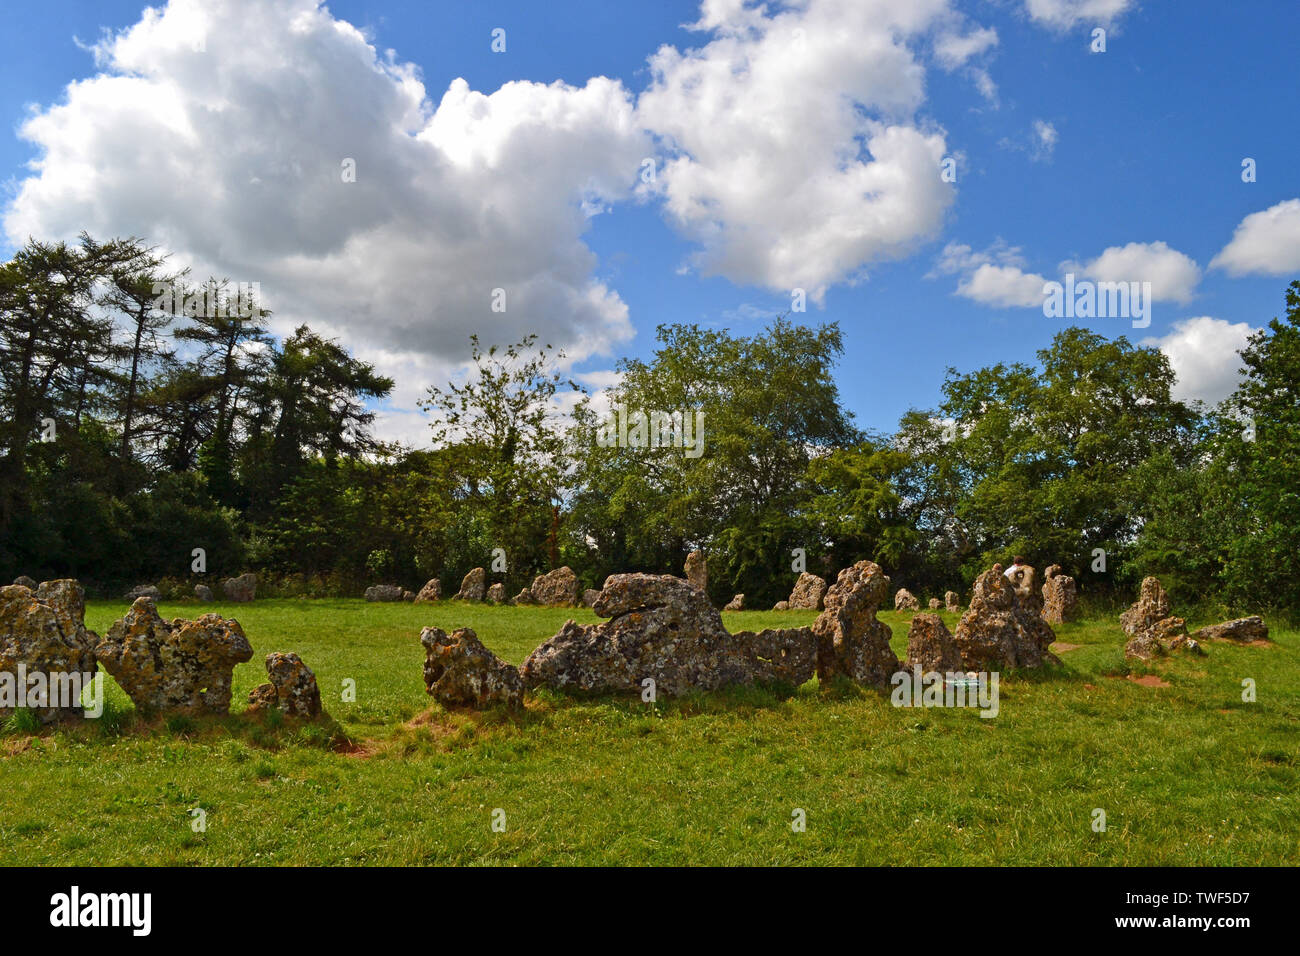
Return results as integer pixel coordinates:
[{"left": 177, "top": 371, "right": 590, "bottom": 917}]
[{"left": 2, "top": 234, "right": 1295, "bottom": 615}]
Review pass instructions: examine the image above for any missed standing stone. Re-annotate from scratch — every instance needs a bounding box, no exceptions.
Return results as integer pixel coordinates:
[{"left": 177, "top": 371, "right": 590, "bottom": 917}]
[
  {"left": 787, "top": 572, "right": 828, "bottom": 610},
  {"left": 529, "top": 567, "right": 580, "bottom": 606},
  {"left": 906, "top": 613, "right": 963, "bottom": 673},
  {"left": 945, "top": 591, "right": 960, "bottom": 613},
  {"left": 454, "top": 567, "right": 486, "bottom": 602},
  {"left": 421, "top": 626, "right": 523, "bottom": 710},
  {"left": 487, "top": 582, "right": 507, "bottom": 604},
  {"left": 1041, "top": 565, "right": 1078, "bottom": 624},
  {"left": 125, "top": 584, "right": 162, "bottom": 601},
  {"left": 1193, "top": 616, "right": 1268, "bottom": 643},
  {"left": 581, "top": 589, "right": 600, "bottom": 608},
  {"left": 773, "top": 601, "right": 790, "bottom": 611},
  {"left": 684, "top": 551, "right": 708, "bottom": 594},
  {"left": 893, "top": 588, "right": 920, "bottom": 612},
  {"left": 97, "top": 598, "right": 253, "bottom": 715},
  {"left": 1120, "top": 577, "right": 1199, "bottom": 659},
  {"left": 952, "top": 567, "right": 1058, "bottom": 670},
  {"left": 0, "top": 580, "right": 99, "bottom": 724},
  {"left": 194, "top": 584, "right": 214, "bottom": 602},
  {"left": 812, "top": 560, "right": 900, "bottom": 688},
  {"left": 364, "top": 584, "right": 407, "bottom": 602},
  {"left": 246, "top": 652, "right": 322, "bottom": 718},
  {"left": 1006, "top": 564, "right": 1042, "bottom": 618},
  {"left": 12, "top": 575, "right": 37, "bottom": 590},
  {"left": 724, "top": 594, "right": 745, "bottom": 611},
  {"left": 221, "top": 573, "right": 257, "bottom": 603},
  {"left": 520, "top": 573, "right": 816, "bottom": 697},
  {"left": 513, "top": 587, "right": 538, "bottom": 606},
  {"left": 414, "top": 578, "right": 442, "bottom": 603},
  {"left": 928, "top": 598, "right": 941, "bottom": 610}
]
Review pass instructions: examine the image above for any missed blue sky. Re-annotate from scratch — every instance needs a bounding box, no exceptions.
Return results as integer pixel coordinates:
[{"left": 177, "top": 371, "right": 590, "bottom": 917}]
[{"left": 3, "top": 0, "right": 1298, "bottom": 443}]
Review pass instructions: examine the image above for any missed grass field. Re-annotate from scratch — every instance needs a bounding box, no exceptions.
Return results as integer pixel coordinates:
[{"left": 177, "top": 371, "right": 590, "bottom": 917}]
[{"left": 1, "top": 598, "right": 1296, "bottom": 865}]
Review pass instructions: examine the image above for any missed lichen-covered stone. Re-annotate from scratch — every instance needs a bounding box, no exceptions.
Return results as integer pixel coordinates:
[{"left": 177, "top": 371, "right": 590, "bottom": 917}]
[
  {"left": 1041, "top": 565, "right": 1078, "bottom": 624},
  {"left": 730, "top": 627, "right": 818, "bottom": 686},
  {"left": 1120, "top": 577, "right": 1201, "bottom": 658},
  {"left": 684, "top": 550, "right": 707, "bottom": 593},
  {"left": 952, "top": 567, "right": 1059, "bottom": 670},
  {"left": 0, "top": 580, "right": 99, "bottom": 724},
  {"left": 723, "top": 594, "right": 744, "bottom": 611},
  {"left": 1006, "top": 564, "right": 1042, "bottom": 618},
  {"left": 125, "top": 584, "right": 162, "bottom": 601},
  {"left": 421, "top": 626, "right": 522, "bottom": 710},
  {"left": 928, "top": 598, "right": 941, "bottom": 610},
  {"left": 97, "top": 598, "right": 253, "bottom": 715},
  {"left": 893, "top": 588, "right": 919, "bottom": 612},
  {"left": 194, "top": 584, "right": 214, "bottom": 602},
  {"left": 529, "top": 567, "right": 579, "bottom": 606},
  {"left": 788, "top": 573, "right": 828, "bottom": 610},
  {"left": 1193, "top": 616, "right": 1268, "bottom": 643},
  {"left": 906, "top": 612, "right": 963, "bottom": 673},
  {"left": 487, "top": 582, "right": 507, "bottom": 604},
  {"left": 365, "top": 584, "right": 409, "bottom": 602},
  {"left": 247, "top": 651, "right": 322, "bottom": 718},
  {"left": 945, "top": 591, "right": 960, "bottom": 613},
  {"left": 521, "top": 573, "right": 812, "bottom": 697},
  {"left": 773, "top": 601, "right": 790, "bottom": 611},
  {"left": 813, "top": 561, "right": 900, "bottom": 688},
  {"left": 454, "top": 568, "right": 486, "bottom": 602},
  {"left": 221, "top": 573, "right": 256, "bottom": 603},
  {"left": 414, "top": 578, "right": 442, "bottom": 603},
  {"left": 12, "top": 575, "right": 37, "bottom": 590},
  {"left": 581, "top": 589, "right": 600, "bottom": 608}
]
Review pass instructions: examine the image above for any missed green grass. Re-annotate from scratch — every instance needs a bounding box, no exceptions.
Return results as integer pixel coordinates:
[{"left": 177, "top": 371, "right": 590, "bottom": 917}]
[{"left": 1, "top": 598, "right": 1296, "bottom": 865}]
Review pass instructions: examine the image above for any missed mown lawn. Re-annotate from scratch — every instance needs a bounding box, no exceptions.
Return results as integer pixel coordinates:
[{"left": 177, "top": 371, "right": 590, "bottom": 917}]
[{"left": 1, "top": 598, "right": 1296, "bottom": 865}]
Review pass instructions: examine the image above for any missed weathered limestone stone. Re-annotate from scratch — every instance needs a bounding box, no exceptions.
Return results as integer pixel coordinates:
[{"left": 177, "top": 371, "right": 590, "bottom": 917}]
[
  {"left": 945, "top": 591, "right": 961, "bottom": 613},
  {"left": 246, "top": 652, "right": 322, "bottom": 718},
  {"left": 893, "top": 588, "right": 919, "bottom": 612},
  {"left": 414, "top": 578, "right": 442, "bottom": 603},
  {"left": 529, "top": 567, "right": 580, "bottom": 606},
  {"left": 12, "top": 575, "right": 37, "bottom": 590},
  {"left": 724, "top": 594, "right": 745, "bottom": 611},
  {"left": 1006, "top": 564, "right": 1042, "bottom": 618},
  {"left": 581, "top": 589, "right": 600, "bottom": 608},
  {"left": 729, "top": 627, "right": 818, "bottom": 687},
  {"left": 906, "top": 613, "right": 963, "bottom": 673},
  {"left": 773, "top": 601, "right": 790, "bottom": 611},
  {"left": 1041, "top": 565, "right": 1079, "bottom": 624},
  {"left": 1120, "top": 577, "right": 1171, "bottom": 636},
  {"left": 487, "top": 582, "right": 507, "bottom": 604},
  {"left": 513, "top": 587, "right": 538, "bottom": 606},
  {"left": 1193, "top": 616, "right": 1269, "bottom": 643},
  {"left": 454, "top": 567, "right": 486, "bottom": 602},
  {"left": 0, "top": 580, "right": 99, "bottom": 724},
  {"left": 812, "top": 560, "right": 900, "bottom": 688},
  {"left": 365, "top": 584, "right": 411, "bottom": 602},
  {"left": 125, "top": 584, "right": 162, "bottom": 601},
  {"left": 520, "top": 573, "right": 815, "bottom": 697},
  {"left": 928, "top": 598, "right": 941, "bottom": 610},
  {"left": 952, "top": 567, "right": 1059, "bottom": 670},
  {"left": 97, "top": 598, "right": 253, "bottom": 715},
  {"left": 1120, "top": 577, "right": 1201, "bottom": 659},
  {"left": 194, "top": 584, "right": 214, "bottom": 602},
  {"left": 788, "top": 572, "right": 828, "bottom": 610},
  {"left": 421, "top": 626, "right": 522, "bottom": 710},
  {"left": 684, "top": 550, "right": 707, "bottom": 593},
  {"left": 221, "top": 573, "right": 256, "bottom": 603}
]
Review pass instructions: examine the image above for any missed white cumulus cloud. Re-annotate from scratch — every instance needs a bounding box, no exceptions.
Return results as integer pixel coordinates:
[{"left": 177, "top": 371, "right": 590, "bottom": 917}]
[
  {"left": 1068, "top": 240, "right": 1201, "bottom": 303},
  {"left": 1209, "top": 198, "right": 1300, "bottom": 277},
  {"left": 1142, "top": 316, "right": 1258, "bottom": 407},
  {"left": 635, "top": 0, "right": 960, "bottom": 304},
  {"left": 1022, "top": 0, "right": 1135, "bottom": 30}
]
